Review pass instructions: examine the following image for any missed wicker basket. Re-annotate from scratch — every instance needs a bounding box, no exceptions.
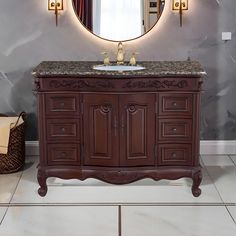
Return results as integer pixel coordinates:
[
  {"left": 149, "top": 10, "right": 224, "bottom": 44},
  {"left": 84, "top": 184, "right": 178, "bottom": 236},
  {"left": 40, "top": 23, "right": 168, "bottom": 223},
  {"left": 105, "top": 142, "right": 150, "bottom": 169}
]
[{"left": 0, "top": 112, "right": 26, "bottom": 174}]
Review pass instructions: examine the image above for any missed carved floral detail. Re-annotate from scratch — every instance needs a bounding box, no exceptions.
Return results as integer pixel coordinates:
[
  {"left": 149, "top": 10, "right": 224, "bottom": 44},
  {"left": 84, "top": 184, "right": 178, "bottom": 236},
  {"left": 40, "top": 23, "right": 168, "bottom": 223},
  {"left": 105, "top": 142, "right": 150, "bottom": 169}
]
[
  {"left": 122, "top": 80, "right": 188, "bottom": 89},
  {"left": 49, "top": 80, "right": 114, "bottom": 89},
  {"left": 33, "top": 78, "right": 40, "bottom": 92}
]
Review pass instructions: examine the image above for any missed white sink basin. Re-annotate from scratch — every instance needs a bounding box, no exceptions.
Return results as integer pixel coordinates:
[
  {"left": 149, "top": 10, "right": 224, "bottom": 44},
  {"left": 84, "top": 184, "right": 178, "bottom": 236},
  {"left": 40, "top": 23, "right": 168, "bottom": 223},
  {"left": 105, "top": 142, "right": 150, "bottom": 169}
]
[{"left": 93, "top": 64, "right": 145, "bottom": 72}]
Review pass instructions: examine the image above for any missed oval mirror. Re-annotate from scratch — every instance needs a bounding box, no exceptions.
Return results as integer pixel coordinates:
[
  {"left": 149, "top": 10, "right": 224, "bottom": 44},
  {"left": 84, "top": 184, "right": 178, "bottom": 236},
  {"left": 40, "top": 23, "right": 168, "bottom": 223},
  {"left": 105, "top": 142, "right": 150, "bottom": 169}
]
[{"left": 72, "top": 0, "right": 165, "bottom": 42}]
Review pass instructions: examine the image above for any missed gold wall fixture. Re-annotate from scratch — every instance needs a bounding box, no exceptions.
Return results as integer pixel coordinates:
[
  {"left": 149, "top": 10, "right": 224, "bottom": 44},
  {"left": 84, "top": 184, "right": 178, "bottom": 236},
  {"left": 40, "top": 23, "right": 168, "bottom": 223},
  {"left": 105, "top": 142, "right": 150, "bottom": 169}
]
[
  {"left": 172, "top": 0, "right": 188, "bottom": 27},
  {"left": 48, "top": 0, "right": 64, "bottom": 26}
]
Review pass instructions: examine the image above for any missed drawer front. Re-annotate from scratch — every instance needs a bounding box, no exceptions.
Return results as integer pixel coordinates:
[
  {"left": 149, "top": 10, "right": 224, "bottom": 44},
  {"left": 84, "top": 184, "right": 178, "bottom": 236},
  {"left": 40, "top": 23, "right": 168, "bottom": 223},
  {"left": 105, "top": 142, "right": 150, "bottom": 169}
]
[
  {"left": 159, "top": 94, "right": 193, "bottom": 116},
  {"left": 45, "top": 94, "right": 79, "bottom": 115},
  {"left": 47, "top": 144, "right": 80, "bottom": 165},
  {"left": 159, "top": 119, "right": 192, "bottom": 141},
  {"left": 158, "top": 144, "right": 192, "bottom": 165},
  {"left": 46, "top": 119, "right": 79, "bottom": 140}
]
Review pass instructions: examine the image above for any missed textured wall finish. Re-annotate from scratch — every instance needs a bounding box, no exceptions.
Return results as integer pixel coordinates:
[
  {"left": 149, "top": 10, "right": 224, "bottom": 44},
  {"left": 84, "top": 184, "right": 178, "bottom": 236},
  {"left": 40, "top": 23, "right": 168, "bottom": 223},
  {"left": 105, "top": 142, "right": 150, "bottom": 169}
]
[{"left": 0, "top": 0, "right": 235, "bottom": 140}]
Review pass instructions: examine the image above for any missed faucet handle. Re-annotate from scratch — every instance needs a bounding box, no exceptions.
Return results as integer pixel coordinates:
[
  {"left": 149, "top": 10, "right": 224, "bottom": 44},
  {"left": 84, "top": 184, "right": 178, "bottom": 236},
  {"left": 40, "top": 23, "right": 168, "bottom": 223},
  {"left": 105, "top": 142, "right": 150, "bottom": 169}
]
[
  {"left": 101, "top": 52, "right": 110, "bottom": 65},
  {"left": 129, "top": 52, "right": 139, "bottom": 66}
]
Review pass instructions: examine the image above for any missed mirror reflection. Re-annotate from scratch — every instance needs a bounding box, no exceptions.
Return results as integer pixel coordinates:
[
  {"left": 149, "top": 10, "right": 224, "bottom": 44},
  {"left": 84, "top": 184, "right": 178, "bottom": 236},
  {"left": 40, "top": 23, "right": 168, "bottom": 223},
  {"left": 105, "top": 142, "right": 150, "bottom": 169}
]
[{"left": 73, "top": 0, "right": 165, "bottom": 41}]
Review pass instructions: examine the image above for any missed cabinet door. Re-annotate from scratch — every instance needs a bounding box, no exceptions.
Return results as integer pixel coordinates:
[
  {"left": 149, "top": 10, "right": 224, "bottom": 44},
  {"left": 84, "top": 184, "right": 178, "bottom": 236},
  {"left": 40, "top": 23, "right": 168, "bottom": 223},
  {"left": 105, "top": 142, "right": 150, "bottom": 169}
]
[
  {"left": 119, "top": 94, "right": 156, "bottom": 166},
  {"left": 83, "top": 94, "right": 119, "bottom": 166}
]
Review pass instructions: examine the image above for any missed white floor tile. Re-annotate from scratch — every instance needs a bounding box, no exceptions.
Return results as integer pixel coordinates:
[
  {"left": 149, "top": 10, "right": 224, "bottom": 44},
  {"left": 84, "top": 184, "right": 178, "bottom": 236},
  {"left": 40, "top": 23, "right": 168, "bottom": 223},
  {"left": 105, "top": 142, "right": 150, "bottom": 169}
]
[
  {"left": 202, "top": 155, "right": 236, "bottom": 203},
  {"left": 0, "top": 171, "right": 22, "bottom": 203},
  {"left": 0, "top": 207, "right": 7, "bottom": 224},
  {"left": 122, "top": 206, "right": 236, "bottom": 236},
  {"left": 201, "top": 155, "right": 234, "bottom": 167},
  {"left": 229, "top": 155, "right": 236, "bottom": 166},
  {"left": 227, "top": 206, "right": 236, "bottom": 224},
  {"left": 0, "top": 206, "right": 118, "bottom": 236},
  {"left": 11, "top": 156, "right": 221, "bottom": 204}
]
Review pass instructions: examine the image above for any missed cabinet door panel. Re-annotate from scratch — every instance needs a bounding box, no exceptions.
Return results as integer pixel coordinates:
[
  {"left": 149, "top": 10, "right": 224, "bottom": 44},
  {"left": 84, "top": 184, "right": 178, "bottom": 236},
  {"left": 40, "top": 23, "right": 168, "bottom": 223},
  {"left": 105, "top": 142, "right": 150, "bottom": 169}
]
[
  {"left": 119, "top": 94, "right": 156, "bottom": 166},
  {"left": 83, "top": 94, "right": 119, "bottom": 166}
]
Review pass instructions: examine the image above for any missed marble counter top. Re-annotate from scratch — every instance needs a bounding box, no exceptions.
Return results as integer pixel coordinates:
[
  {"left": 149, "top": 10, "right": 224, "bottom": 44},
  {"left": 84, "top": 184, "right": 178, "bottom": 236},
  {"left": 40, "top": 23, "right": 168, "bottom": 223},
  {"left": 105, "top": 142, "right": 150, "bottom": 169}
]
[{"left": 32, "top": 61, "right": 206, "bottom": 78}]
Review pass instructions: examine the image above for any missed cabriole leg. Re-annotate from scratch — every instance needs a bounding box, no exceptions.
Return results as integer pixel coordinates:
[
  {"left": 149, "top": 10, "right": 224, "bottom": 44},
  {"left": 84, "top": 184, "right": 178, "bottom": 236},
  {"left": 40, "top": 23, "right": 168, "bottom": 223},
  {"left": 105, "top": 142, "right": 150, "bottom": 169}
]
[
  {"left": 191, "top": 169, "right": 202, "bottom": 197},
  {"left": 37, "top": 168, "right": 48, "bottom": 197}
]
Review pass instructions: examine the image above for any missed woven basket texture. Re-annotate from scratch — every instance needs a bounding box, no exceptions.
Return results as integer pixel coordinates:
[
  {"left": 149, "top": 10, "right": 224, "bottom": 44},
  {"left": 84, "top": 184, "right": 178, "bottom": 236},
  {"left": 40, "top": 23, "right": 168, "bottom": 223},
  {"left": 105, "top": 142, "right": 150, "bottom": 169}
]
[{"left": 0, "top": 113, "right": 26, "bottom": 174}]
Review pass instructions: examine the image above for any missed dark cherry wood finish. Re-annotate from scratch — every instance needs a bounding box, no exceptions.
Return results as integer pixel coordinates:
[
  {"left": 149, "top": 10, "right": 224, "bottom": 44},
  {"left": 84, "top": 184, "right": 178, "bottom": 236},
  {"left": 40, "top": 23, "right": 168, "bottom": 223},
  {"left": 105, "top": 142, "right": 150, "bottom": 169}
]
[{"left": 34, "top": 73, "right": 203, "bottom": 197}]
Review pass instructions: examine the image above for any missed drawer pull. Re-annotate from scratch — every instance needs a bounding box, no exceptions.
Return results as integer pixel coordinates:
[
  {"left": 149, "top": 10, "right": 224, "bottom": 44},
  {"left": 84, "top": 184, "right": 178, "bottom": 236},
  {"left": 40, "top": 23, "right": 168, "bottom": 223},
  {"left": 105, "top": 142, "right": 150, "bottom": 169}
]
[
  {"left": 172, "top": 102, "right": 177, "bottom": 107},
  {"left": 59, "top": 152, "right": 66, "bottom": 159},
  {"left": 171, "top": 153, "right": 177, "bottom": 159},
  {"left": 172, "top": 128, "right": 177, "bottom": 133},
  {"left": 60, "top": 102, "right": 65, "bottom": 107},
  {"left": 60, "top": 127, "right": 66, "bottom": 133}
]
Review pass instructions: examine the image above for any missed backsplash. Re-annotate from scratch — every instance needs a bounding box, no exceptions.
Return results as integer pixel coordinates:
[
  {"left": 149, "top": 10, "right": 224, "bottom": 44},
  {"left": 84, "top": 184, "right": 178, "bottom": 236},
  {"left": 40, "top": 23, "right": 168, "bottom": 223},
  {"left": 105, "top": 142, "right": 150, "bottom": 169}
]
[{"left": 0, "top": 0, "right": 235, "bottom": 140}]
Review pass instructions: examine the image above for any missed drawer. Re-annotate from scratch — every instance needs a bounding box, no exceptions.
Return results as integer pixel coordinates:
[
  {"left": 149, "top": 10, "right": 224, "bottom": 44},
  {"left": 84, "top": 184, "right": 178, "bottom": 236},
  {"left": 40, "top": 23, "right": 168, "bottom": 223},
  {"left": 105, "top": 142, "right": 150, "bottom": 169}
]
[
  {"left": 47, "top": 143, "right": 80, "bottom": 165},
  {"left": 45, "top": 94, "right": 79, "bottom": 116},
  {"left": 159, "top": 119, "right": 192, "bottom": 141},
  {"left": 46, "top": 119, "right": 79, "bottom": 140},
  {"left": 158, "top": 144, "right": 192, "bottom": 166},
  {"left": 159, "top": 94, "right": 193, "bottom": 116}
]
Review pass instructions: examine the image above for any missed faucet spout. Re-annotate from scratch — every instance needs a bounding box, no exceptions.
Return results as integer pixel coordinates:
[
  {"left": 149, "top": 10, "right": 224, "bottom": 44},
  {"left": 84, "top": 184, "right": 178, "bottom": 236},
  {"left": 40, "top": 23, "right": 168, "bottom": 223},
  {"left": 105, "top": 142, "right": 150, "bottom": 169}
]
[{"left": 116, "top": 42, "right": 124, "bottom": 64}]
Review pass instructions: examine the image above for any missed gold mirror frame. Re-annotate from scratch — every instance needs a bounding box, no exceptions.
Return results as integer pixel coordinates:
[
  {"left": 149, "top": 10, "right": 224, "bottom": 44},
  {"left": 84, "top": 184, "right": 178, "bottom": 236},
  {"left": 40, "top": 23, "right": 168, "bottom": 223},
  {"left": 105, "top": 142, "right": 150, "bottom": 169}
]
[{"left": 72, "top": 0, "right": 166, "bottom": 42}]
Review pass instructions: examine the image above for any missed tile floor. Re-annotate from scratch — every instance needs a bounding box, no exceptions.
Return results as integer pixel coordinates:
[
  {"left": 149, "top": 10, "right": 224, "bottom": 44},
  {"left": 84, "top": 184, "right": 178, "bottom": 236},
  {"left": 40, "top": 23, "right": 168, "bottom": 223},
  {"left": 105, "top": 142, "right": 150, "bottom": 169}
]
[{"left": 0, "top": 155, "right": 235, "bottom": 235}]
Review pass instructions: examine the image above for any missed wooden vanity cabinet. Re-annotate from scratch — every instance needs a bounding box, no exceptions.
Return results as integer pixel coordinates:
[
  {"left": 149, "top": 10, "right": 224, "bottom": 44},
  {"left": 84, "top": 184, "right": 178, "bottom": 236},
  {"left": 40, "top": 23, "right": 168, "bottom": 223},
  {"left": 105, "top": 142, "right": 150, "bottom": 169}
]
[{"left": 33, "top": 61, "right": 204, "bottom": 198}]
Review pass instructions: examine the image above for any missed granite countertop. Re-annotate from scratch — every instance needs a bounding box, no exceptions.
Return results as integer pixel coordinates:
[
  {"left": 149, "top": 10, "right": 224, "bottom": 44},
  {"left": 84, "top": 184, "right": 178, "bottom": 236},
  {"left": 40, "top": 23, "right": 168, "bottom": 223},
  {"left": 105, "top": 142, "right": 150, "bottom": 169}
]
[{"left": 32, "top": 61, "right": 206, "bottom": 78}]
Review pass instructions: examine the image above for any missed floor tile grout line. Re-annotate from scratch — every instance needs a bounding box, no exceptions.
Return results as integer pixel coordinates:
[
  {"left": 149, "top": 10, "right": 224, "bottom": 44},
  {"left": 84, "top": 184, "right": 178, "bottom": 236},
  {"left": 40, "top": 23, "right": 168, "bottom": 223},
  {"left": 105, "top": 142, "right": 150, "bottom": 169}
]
[
  {"left": 118, "top": 205, "right": 122, "bottom": 236},
  {"left": 228, "top": 155, "right": 236, "bottom": 167},
  {"left": 225, "top": 206, "right": 236, "bottom": 225},
  {"left": 1, "top": 203, "right": 236, "bottom": 207},
  {"left": 9, "top": 170, "right": 24, "bottom": 204},
  {"left": 0, "top": 170, "right": 23, "bottom": 226},
  {"left": 0, "top": 207, "right": 9, "bottom": 226}
]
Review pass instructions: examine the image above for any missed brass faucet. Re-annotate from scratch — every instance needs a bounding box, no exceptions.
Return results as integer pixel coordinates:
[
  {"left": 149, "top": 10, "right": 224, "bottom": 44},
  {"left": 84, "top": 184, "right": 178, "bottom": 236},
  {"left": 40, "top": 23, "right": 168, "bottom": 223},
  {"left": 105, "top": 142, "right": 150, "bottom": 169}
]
[{"left": 116, "top": 42, "right": 125, "bottom": 64}]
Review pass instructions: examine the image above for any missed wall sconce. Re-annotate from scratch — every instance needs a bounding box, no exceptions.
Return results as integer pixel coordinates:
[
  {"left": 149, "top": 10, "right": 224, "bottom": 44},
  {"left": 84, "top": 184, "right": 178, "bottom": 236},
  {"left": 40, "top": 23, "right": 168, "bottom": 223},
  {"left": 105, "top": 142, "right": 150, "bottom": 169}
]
[
  {"left": 48, "top": 0, "right": 64, "bottom": 26},
  {"left": 172, "top": 0, "right": 188, "bottom": 27}
]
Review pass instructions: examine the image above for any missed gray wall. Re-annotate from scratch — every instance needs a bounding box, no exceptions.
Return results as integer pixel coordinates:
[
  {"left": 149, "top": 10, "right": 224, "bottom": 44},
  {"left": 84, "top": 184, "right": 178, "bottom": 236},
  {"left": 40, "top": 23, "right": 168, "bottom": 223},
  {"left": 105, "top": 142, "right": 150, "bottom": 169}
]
[{"left": 0, "top": 0, "right": 235, "bottom": 140}]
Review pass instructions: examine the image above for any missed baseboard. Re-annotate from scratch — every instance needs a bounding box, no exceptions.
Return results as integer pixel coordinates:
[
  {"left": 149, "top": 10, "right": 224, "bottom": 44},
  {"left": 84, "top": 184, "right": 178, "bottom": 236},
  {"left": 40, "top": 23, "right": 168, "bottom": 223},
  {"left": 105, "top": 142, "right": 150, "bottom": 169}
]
[
  {"left": 25, "top": 141, "right": 39, "bottom": 156},
  {"left": 199, "top": 140, "right": 236, "bottom": 155},
  {"left": 25, "top": 140, "right": 236, "bottom": 156}
]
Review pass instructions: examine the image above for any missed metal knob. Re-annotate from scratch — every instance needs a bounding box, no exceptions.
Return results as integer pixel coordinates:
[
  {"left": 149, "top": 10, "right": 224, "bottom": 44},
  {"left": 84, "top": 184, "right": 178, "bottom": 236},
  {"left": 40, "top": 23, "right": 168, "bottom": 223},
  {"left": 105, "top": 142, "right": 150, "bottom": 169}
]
[
  {"left": 60, "top": 102, "right": 65, "bottom": 107},
  {"left": 172, "top": 102, "right": 177, "bottom": 107},
  {"left": 60, "top": 127, "right": 65, "bottom": 133},
  {"left": 59, "top": 152, "right": 66, "bottom": 159},
  {"left": 171, "top": 153, "right": 177, "bottom": 159},
  {"left": 172, "top": 128, "right": 177, "bottom": 133}
]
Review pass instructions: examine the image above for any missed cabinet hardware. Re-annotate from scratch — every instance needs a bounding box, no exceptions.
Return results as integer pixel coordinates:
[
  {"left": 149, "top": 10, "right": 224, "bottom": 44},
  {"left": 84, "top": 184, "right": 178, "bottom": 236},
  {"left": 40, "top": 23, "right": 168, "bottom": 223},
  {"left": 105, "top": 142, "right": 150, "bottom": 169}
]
[
  {"left": 113, "top": 115, "right": 118, "bottom": 136},
  {"left": 59, "top": 152, "right": 66, "bottom": 159},
  {"left": 80, "top": 144, "right": 84, "bottom": 159},
  {"left": 171, "top": 152, "right": 177, "bottom": 159},
  {"left": 121, "top": 115, "right": 125, "bottom": 136},
  {"left": 60, "top": 127, "right": 65, "bottom": 133},
  {"left": 172, "top": 128, "right": 177, "bottom": 133},
  {"left": 172, "top": 102, "right": 177, "bottom": 107},
  {"left": 154, "top": 144, "right": 157, "bottom": 158},
  {"left": 60, "top": 102, "right": 65, "bottom": 107},
  {"left": 80, "top": 102, "right": 84, "bottom": 114}
]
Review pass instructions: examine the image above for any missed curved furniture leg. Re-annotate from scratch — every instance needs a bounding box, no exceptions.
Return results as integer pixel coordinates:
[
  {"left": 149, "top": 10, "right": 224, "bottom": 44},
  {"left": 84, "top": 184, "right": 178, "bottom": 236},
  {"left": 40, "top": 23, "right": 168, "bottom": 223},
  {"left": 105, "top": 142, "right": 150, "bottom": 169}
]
[
  {"left": 191, "top": 169, "right": 202, "bottom": 197},
  {"left": 37, "top": 169, "right": 48, "bottom": 197}
]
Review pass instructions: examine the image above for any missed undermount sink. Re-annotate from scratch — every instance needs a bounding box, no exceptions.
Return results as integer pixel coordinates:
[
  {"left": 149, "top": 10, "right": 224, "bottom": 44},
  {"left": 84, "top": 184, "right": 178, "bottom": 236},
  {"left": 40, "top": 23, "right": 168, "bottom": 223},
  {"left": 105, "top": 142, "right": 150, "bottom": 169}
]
[{"left": 93, "top": 64, "right": 145, "bottom": 72}]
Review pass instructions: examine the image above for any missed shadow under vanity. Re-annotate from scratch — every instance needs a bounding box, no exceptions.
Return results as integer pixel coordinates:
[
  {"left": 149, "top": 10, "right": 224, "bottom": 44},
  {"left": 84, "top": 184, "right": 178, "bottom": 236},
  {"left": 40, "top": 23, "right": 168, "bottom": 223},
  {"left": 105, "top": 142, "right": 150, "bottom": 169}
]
[{"left": 32, "top": 61, "right": 206, "bottom": 197}]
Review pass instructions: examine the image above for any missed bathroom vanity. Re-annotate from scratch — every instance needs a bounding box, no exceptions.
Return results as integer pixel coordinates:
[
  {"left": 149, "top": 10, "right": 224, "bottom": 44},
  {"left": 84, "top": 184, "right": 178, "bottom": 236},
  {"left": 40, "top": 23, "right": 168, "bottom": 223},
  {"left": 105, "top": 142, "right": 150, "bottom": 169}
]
[{"left": 33, "top": 61, "right": 205, "bottom": 197}]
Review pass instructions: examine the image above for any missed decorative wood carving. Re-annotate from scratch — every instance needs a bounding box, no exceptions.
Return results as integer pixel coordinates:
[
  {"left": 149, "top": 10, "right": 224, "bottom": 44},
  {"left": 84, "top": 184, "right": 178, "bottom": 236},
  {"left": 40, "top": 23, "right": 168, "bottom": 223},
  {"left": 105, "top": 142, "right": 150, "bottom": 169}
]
[
  {"left": 49, "top": 80, "right": 114, "bottom": 89},
  {"left": 122, "top": 80, "right": 188, "bottom": 89},
  {"left": 33, "top": 77, "right": 40, "bottom": 92}
]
